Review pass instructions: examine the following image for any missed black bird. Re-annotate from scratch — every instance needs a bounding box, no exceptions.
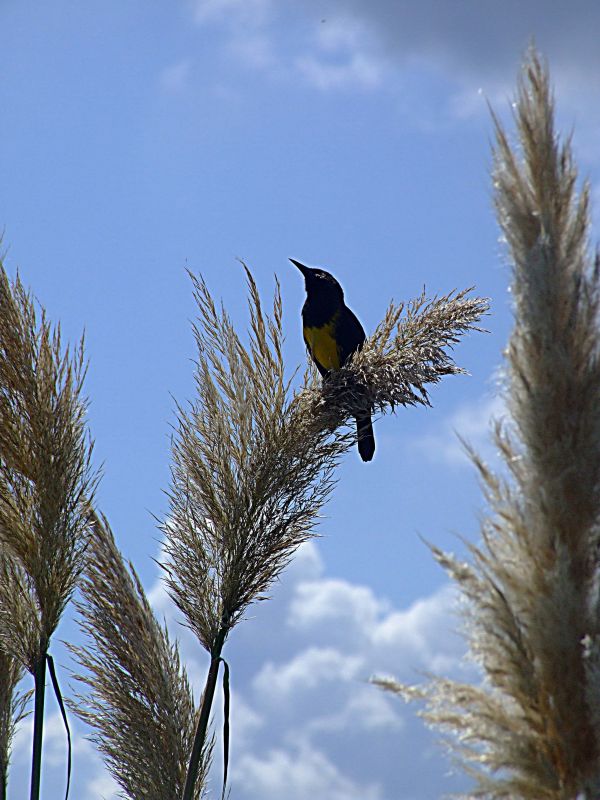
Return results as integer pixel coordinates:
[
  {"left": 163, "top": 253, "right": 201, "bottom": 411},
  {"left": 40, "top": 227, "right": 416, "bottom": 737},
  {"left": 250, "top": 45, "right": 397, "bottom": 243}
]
[{"left": 291, "top": 258, "right": 375, "bottom": 462}]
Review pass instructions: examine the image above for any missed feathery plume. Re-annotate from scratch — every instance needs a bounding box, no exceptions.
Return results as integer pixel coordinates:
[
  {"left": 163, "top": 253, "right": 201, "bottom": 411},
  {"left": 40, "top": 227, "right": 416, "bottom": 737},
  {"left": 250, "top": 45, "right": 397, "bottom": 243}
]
[
  {"left": 299, "top": 287, "right": 489, "bottom": 428},
  {"left": 70, "top": 514, "right": 206, "bottom": 800},
  {"left": 0, "top": 550, "right": 28, "bottom": 799},
  {"left": 163, "top": 267, "right": 351, "bottom": 798},
  {"left": 0, "top": 263, "right": 96, "bottom": 665},
  {"left": 375, "top": 49, "right": 600, "bottom": 799},
  {"left": 0, "top": 260, "right": 97, "bottom": 799},
  {"left": 162, "top": 268, "right": 348, "bottom": 654}
]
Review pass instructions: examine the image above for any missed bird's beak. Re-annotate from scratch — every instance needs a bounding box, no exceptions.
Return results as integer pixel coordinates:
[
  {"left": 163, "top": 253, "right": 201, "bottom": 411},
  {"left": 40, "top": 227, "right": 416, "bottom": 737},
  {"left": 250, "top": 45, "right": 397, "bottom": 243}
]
[{"left": 289, "top": 258, "right": 310, "bottom": 277}]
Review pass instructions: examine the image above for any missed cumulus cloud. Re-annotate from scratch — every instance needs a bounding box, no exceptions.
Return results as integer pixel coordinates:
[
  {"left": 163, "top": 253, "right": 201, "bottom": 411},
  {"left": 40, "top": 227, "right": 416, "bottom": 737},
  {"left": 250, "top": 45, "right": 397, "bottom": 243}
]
[
  {"left": 124, "top": 539, "right": 471, "bottom": 798},
  {"left": 373, "top": 584, "right": 464, "bottom": 675},
  {"left": 289, "top": 576, "right": 387, "bottom": 634},
  {"left": 219, "top": 543, "right": 469, "bottom": 798},
  {"left": 12, "top": 712, "right": 84, "bottom": 770},
  {"left": 254, "top": 646, "right": 364, "bottom": 701},
  {"left": 10, "top": 542, "right": 468, "bottom": 799}
]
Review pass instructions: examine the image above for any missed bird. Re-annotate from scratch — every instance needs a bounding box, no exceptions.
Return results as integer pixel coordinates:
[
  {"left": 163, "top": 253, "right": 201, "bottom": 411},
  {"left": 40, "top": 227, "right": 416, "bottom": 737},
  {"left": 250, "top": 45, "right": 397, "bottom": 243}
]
[{"left": 291, "top": 258, "right": 375, "bottom": 462}]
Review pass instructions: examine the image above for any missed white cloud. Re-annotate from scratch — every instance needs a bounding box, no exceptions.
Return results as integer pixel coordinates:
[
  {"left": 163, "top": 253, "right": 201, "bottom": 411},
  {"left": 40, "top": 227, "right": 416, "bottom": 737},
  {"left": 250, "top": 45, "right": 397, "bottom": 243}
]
[
  {"left": 12, "top": 711, "right": 92, "bottom": 768},
  {"left": 229, "top": 691, "right": 264, "bottom": 746},
  {"left": 287, "top": 539, "right": 324, "bottom": 581},
  {"left": 320, "top": 1, "right": 600, "bottom": 87},
  {"left": 43, "top": 713, "right": 83, "bottom": 768},
  {"left": 253, "top": 646, "right": 364, "bottom": 701},
  {"left": 186, "top": 0, "right": 282, "bottom": 79},
  {"left": 315, "top": 16, "right": 364, "bottom": 52},
  {"left": 296, "top": 52, "right": 382, "bottom": 91},
  {"left": 289, "top": 577, "right": 386, "bottom": 633},
  {"left": 226, "top": 554, "right": 468, "bottom": 798},
  {"left": 324, "top": 1, "right": 600, "bottom": 135}
]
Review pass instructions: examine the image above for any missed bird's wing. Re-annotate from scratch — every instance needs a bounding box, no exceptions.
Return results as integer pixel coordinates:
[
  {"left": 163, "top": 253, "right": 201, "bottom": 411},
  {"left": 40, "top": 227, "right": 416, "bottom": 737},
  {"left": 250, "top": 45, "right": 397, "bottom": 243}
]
[{"left": 337, "top": 306, "right": 367, "bottom": 365}]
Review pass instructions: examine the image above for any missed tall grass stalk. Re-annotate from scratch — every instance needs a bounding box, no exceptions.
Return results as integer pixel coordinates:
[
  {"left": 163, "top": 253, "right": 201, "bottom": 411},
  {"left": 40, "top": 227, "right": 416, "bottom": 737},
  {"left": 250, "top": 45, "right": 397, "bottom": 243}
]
[
  {"left": 376, "top": 49, "right": 600, "bottom": 799},
  {"left": 0, "top": 262, "right": 96, "bottom": 800}
]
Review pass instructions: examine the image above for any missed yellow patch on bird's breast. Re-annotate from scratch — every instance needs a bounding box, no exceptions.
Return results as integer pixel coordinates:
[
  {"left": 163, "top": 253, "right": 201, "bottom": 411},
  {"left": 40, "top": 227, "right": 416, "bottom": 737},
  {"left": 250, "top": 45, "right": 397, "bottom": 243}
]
[{"left": 304, "top": 321, "right": 341, "bottom": 370}]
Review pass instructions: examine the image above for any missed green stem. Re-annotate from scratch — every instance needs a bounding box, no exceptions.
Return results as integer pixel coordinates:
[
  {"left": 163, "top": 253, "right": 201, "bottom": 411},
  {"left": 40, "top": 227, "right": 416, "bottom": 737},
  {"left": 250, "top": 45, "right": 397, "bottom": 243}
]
[
  {"left": 30, "top": 655, "right": 46, "bottom": 800},
  {"left": 182, "top": 631, "right": 226, "bottom": 800}
]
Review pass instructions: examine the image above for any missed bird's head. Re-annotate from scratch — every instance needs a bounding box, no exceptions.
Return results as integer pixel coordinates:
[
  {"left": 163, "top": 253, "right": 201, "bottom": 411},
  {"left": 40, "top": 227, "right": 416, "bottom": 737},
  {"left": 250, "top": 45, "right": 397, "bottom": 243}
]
[{"left": 290, "top": 258, "right": 344, "bottom": 303}]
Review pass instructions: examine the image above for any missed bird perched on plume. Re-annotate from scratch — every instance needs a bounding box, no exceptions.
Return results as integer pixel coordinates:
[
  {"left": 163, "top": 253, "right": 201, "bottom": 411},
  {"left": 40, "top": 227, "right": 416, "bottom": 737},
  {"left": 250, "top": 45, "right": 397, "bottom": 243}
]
[{"left": 291, "top": 258, "right": 375, "bottom": 462}]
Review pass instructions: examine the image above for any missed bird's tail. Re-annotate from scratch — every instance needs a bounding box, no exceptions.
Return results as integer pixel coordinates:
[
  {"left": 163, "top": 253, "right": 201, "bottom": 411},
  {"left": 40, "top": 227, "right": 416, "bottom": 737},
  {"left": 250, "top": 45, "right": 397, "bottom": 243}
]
[{"left": 356, "top": 415, "right": 375, "bottom": 462}]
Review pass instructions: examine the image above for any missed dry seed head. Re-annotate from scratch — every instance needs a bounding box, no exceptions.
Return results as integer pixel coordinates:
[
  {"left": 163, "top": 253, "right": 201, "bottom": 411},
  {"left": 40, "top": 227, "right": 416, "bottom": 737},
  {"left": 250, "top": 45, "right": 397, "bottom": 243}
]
[
  {"left": 376, "top": 48, "right": 600, "bottom": 799},
  {"left": 0, "top": 545, "right": 29, "bottom": 790},
  {"left": 299, "top": 287, "right": 489, "bottom": 426},
  {"left": 70, "top": 514, "right": 205, "bottom": 800},
  {"left": 162, "top": 267, "right": 350, "bottom": 654},
  {"left": 0, "top": 261, "right": 97, "bottom": 668}
]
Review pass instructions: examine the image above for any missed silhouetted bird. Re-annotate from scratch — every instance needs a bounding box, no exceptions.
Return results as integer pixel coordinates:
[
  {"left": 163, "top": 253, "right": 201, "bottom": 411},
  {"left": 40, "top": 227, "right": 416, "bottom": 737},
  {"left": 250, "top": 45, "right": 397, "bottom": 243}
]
[{"left": 291, "top": 258, "right": 375, "bottom": 462}]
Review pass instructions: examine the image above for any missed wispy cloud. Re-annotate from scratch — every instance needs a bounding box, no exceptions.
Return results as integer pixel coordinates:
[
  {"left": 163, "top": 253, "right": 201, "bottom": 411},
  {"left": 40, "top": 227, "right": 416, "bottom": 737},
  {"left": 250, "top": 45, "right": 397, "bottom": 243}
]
[
  {"left": 410, "top": 392, "right": 507, "bottom": 467},
  {"left": 191, "top": 0, "right": 273, "bottom": 27},
  {"left": 306, "top": 683, "right": 403, "bottom": 734},
  {"left": 296, "top": 52, "right": 382, "bottom": 91},
  {"left": 228, "top": 32, "right": 277, "bottom": 70},
  {"left": 296, "top": 17, "right": 386, "bottom": 91},
  {"left": 320, "top": 0, "right": 600, "bottom": 93},
  {"left": 179, "top": 1, "right": 600, "bottom": 132},
  {"left": 234, "top": 742, "right": 383, "bottom": 800}
]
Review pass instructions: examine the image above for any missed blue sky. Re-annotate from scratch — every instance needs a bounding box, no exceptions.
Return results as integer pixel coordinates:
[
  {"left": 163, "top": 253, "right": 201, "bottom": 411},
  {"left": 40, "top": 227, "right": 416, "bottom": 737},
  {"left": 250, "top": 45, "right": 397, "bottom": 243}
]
[{"left": 2, "top": 2, "right": 600, "bottom": 798}]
